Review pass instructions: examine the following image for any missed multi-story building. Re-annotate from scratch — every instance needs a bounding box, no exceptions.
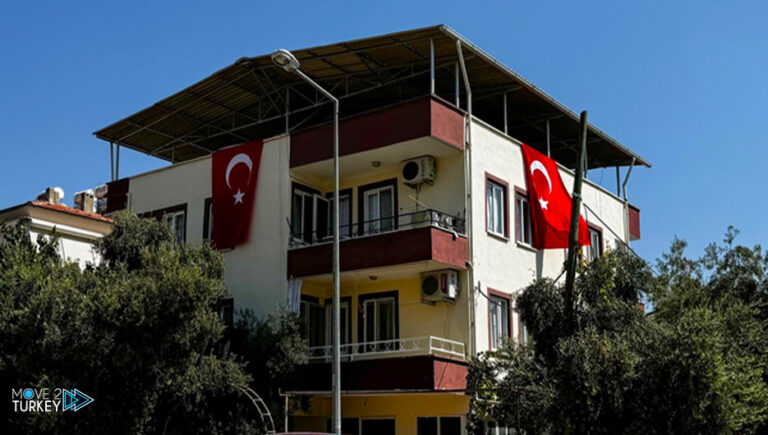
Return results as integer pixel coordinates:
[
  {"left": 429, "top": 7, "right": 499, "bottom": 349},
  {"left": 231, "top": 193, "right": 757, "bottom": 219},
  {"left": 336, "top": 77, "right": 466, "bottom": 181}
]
[{"left": 92, "top": 26, "right": 648, "bottom": 434}]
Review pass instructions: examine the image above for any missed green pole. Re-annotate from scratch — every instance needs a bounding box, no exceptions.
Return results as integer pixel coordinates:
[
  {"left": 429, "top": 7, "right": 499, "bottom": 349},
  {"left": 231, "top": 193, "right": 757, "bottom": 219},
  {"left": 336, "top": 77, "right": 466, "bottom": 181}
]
[{"left": 564, "top": 110, "right": 588, "bottom": 333}]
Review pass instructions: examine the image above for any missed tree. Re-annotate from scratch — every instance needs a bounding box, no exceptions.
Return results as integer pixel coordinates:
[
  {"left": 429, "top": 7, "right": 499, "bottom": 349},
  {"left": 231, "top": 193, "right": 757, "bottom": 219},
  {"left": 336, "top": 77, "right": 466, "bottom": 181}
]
[
  {"left": 0, "top": 213, "right": 265, "bottom": 434},
  {"left": 468, "top": 233, "right": 768, "bottom": 434}
]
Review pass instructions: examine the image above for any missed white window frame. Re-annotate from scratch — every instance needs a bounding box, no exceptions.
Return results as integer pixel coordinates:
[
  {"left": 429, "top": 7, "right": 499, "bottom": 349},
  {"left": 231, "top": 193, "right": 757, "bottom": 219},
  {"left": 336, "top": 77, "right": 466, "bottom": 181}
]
[
  {"left": 362, "top": 296, "right": 397, "bottom": 343},
  {"left": 489, "top": 295, "right": 510, "bottom": 350},
  {"left": 363, "top": 186, "right": 395, "bottom": 235},
  {"left": 588, "top": 226, "right": 602, "bottom": 261},
  {"left": 328, "top": 192, "right": 352, "bottom": 238},
  {"left": 163, "top": 210, "right": 185, "bottom": 244},
  {"left": 325, "top": 299, "right": 351, "bottom": 347},
  {"left": 487, "top": 180, "right": 505, "bottom": 237},
  {"left": 515, "top": 192, "right": 533, "bottom": 246}
]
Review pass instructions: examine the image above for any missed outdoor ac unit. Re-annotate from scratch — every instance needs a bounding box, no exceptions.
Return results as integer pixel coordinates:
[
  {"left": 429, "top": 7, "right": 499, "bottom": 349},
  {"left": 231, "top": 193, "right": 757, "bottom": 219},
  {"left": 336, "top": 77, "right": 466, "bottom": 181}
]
[
  {"left": 401, "top": 156, "right": 436, "bottom": 186},
  {"left": 421, "top": 269, "right": 459, "bottom": 303}
]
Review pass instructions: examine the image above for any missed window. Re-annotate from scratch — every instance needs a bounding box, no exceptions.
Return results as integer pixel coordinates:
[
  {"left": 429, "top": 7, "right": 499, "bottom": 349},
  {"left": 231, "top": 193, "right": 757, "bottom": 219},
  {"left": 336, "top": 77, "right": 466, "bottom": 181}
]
[
  {"left": 326, "top": 418, "right": 360, "bottom": 435},
  {"left": 291, "top": 184, "right": 328, "bottom": 243},
  {"left": 515, "top": 191, "right": 533, "bottom": 246},
  {"left": 361, "top": 418, "right": 395, "bottom": 435},
  {"left": 359, "top": 291, "right": 398, "bottom": 351},
  {"left": 163, "top": 210, "right": 185, "bottom": 244},
  {"left": 485, "top": 421, "right": 513, "bottom": 435},
  {"left": 587, "top": 225, "right": 603, "bottom": 261},
  {"left": 325, "top": 297, "right": 352, "bottom": 350},
  {"left": 363, "top": 186, "right": 394, "bottom": 235},
  {"left": 486, "top": 175, "right": 507, "bottom": 237},
  {"left": 299, "top": 296, "right": 325, "bottom": 347},
  {"left": 327, "top": 189, "right": 352, "bottom": 238},
  {"left": 489, "top": 293, "right": 511, "bottom": 350},
  {"left": 417, "top": 416, "right": 462, "bottom": 435},
  {"left": 203, "top": 198, "right": 213, "bottom": 241}
]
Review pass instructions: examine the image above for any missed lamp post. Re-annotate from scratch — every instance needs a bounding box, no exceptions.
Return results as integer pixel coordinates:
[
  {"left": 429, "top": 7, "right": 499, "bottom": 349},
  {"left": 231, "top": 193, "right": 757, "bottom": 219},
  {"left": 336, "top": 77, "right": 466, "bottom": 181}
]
[{"left": 272, "top": 48, "right": 342, "bottom": 435}]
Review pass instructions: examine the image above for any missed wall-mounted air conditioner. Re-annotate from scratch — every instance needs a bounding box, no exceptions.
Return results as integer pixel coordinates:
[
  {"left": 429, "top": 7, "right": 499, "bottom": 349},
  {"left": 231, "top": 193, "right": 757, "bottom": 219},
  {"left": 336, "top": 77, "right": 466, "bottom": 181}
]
[
  {"left": 402, "top": 156, "right": 436, "bottom": 186},
  {"left": 421, "top": 269, "right": 459, "bottom": 303}
]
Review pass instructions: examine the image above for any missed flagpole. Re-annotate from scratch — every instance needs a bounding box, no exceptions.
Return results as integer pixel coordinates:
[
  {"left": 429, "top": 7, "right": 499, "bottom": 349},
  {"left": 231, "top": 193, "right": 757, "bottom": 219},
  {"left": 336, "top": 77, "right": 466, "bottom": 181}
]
[{"left": 564, "top": 110, "right": 588, "bottom": 334}]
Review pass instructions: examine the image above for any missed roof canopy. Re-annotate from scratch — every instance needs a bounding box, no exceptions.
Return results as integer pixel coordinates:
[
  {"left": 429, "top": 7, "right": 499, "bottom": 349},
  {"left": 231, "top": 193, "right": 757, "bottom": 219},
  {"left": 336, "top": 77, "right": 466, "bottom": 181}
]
[{"left": 94, "top": 25, "right": 650, "bottom": 169}]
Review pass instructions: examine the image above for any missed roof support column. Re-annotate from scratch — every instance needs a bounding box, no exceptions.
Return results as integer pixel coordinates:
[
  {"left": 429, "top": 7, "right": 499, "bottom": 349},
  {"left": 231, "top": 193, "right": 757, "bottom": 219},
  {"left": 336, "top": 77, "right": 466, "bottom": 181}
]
[
  {"left": 115, "top": 144, "right": 120, "bottom": 180},
  {"left": 546, "top": 118, "right": 551, "bottom": 157},
  {"left": 503, "top": 92, "right": 508, "bottom": 134},
  {"left": 109, "top": 142, "right": 114, "bottom": 181},
  {"left": 454, "top": 62, "right": 459, "bottom": 106},
  {"left": 285, "top": 86, "right": 290, "bottom": 133},
  {"left": 430, "top": 38, "right": 435, "bottom": 94}
]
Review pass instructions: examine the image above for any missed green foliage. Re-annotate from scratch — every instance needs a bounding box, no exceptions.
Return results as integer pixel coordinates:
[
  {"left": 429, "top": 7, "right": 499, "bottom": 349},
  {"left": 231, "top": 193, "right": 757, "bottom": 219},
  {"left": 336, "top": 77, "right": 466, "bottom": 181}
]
[
  {"left": 0, "top": 213, "right": 266, "bottom": 434},
  {"left": 468, "top": 232, "right": 768, "bottom": 434}
]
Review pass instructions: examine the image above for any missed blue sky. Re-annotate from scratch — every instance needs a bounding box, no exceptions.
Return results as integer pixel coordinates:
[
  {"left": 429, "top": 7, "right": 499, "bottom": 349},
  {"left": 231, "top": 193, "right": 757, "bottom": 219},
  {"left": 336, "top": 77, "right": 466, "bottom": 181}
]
[{"left": 1, "top": 1, "right": 766, "bottom": 264}]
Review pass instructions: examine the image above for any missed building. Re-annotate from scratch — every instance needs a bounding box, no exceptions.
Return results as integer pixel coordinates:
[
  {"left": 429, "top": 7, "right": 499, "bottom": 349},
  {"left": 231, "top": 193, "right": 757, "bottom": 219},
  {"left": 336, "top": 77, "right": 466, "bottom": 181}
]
[
  {"left": 92, "top": 26, "right": 648, "bottom": 434},
  {"left": 0, "top": 187, "right": 113, "bottom": 268}
]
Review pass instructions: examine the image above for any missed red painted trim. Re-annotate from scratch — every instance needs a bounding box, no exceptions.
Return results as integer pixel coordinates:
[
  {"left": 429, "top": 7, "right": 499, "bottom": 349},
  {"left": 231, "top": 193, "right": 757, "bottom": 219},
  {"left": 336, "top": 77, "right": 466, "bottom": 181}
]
[
  {"left": 484, "top": 172, "right": 510, "bottom": 239},
  {"left": 486, "top": 288, "right": 514, "bottom": 350},
  {"left": 287, "top": 227, "right": 468, "bottom": 277},
  {"left": 290, "top": 96, "right": 464, "bottom": 168},
  {"left": 628, "top": 203, "right": 641, "bottom": 240}
]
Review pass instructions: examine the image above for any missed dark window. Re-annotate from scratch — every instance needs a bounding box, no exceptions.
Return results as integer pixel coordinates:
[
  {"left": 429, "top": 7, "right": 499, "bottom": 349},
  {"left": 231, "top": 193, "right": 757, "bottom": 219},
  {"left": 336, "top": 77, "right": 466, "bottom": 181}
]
[
  {"left": 417, "top": 416, "right": 461, "bottom": 435},
  {"left": 358, "top": 179, "right": 398, "bottom": 236},
  {"left": 588, "top": 225, "right": 603, "bottom": 261},
  {"left": 490, "top": 294, "right": 510, "bottom": 350},
  {"left": 291, "top": 183, "right": 326, "bottom": 244},
  {"left": 327, "top": 188, "right": 353, "bottom": 238},
  {"left": 325, "top": 297, "right": 352, "bottom": 347},
  {"left": 299, "top": 295, "right": 325, "bottom": 347},
  {"left": 203, "top": 197, "right": 213, "bottom": 241},
  {"left": 358, "top": 291, "right": 399, "bottom": 352},
  {"left": 327, "top": 418, "right": 360, "bottom": 435},
  {"left": 361, "top": 418, "right": 395, "bottom": 435},
  {"left": 515, "top": 191, "right": 533, "bottom": 246}
]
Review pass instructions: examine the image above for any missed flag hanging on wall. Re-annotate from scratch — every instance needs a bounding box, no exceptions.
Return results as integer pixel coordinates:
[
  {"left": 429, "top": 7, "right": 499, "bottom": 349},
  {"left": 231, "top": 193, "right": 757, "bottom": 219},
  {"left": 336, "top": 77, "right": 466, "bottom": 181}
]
[
  {"left": 520, "top": 143, "right": 590, "bottom": 249},
  {"left": 211, "top": 140, "right": 264, "bottom": 249}
]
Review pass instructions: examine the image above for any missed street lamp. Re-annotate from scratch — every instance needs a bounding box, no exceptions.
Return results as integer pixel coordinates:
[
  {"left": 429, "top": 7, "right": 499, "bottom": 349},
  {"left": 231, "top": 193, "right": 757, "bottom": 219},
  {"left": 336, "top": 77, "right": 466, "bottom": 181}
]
[{"left": 272, "top": 48, "right": 342, "bottom": 435}]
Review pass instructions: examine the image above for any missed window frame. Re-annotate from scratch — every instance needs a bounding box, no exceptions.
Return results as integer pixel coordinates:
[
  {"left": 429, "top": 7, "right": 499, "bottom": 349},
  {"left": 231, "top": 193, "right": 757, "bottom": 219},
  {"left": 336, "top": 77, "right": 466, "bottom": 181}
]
[
  {"left": 203, "top": 197, "right": 213, "bottom": 241},
  {"left": 139, "top": 203, "right": 187, "bottom": 244},
  {"left": 358, "top": 290, "right": 399, "bottom": 345},
  {"left": 291, "top": 182, "right": 322, "bottom": 243},
  {"left": 485, "top": 173, "right": 509, "bottom": 239},
  {"left": 299, "top": 295, "right": 326, "bottom": 348},
  {"left": 487, "top": 288, "right": 513, "bottom": 350},
  {"left": 514, "top": 187, "right": 534, "bottom": 247},
  {"left": 324, "top": 296, "right": 352, "bottom": 347},
  {"left": 325, "top": 187, "right": 353, "bottom": 238},
  {"left": 587, "top": 223, "right": 603, "bottom": 261},
  {"left": 358, "top": 178, "right": 398, "bottom": 236}
]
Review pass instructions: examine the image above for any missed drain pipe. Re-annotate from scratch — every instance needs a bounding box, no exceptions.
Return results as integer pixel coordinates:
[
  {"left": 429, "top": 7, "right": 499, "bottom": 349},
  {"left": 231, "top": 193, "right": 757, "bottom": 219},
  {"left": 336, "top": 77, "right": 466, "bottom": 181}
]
[
  {"left": 621, "top": 157, "right": 635, "bottom": 245},
  {"left": 457, "top": 40, "right": 476, "bottom": 358}
]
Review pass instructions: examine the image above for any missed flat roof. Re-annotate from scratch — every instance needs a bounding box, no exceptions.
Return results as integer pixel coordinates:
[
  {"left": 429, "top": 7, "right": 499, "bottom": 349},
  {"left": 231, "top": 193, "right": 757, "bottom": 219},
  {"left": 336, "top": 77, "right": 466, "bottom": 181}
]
[{"left": 93, "top": 25, "right": 650, "bottom": 170}]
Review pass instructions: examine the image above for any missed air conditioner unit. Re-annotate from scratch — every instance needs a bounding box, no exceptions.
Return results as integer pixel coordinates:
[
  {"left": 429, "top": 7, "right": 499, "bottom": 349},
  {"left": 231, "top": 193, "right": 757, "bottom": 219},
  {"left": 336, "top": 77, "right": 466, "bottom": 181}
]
[
  {"left": 421, "top": 269, "right": 460, "bottom": 303},
  {"left": 401, "top": 156, "right": 436, "bottom": 186}
]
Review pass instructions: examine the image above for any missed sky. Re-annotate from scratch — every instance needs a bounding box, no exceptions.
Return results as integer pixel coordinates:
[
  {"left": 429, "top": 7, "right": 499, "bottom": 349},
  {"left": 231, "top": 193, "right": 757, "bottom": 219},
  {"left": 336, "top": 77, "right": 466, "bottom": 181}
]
[{"left": 1, "top": 1, "right": 767, "bottom": 264}]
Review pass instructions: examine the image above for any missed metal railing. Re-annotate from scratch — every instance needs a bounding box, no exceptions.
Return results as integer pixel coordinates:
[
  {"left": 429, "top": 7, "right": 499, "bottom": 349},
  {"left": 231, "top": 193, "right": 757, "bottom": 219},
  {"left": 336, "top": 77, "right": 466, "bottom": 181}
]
[
  {"left": 306, "top": 336, "right": 466, "bottom": 362},
  {"left": 289, "top": 209, "right": 465, "bottom": 248}
]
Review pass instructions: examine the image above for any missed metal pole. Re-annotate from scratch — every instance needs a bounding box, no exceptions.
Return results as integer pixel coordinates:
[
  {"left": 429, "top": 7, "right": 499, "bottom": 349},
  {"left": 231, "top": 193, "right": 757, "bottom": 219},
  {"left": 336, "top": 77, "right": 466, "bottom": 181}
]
[
  {"left": 503, "top": 92, "right": 508, "bottom": 134},
  {"left": 546, "top": 118, "right": 551, "bottom": 157},
  {"left": 430, "top": 39, "right": 435, "bottom": 94},
  {"left": 115, "top": 144, "right": 120, "bottom": 179},
  {"left": 564, "top": 110, "right": 588, "bottom": 334},
  {"left": 454, "top": 63, "right": 459, "bottom": 106},
  {"left": 109, "top": 142, "right": 114, "bottom": 181},
  {"left": 293, "top": 69, "right": 341, "bottom": 435},
  {"left": 615, "top": 166, "right": 621, "bottom": 196}
]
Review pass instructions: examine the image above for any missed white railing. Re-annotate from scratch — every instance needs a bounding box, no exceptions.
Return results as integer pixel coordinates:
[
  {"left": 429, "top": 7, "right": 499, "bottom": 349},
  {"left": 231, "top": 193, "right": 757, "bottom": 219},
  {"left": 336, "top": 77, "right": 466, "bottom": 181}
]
[{"left": 306, "top": 336, "right": 466, "bottom": 362}]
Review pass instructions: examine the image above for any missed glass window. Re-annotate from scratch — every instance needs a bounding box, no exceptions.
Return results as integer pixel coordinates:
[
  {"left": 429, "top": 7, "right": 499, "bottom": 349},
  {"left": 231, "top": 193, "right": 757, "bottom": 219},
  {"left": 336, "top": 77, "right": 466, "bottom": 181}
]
[
  {"left": 364, "top": 186, "right": 395, "bottom": 235},
  {"left": 490, "top": 295, "right": 510, "bottom": 350},
  {"left": 325, "top": 299, "right": 351, "bottom": 348},
  {"left": 163, "top": 210, "right": 185, "bottom": 244},
  {"left": 299, "top": 297, "right": 325, "bottom": 347},
  {"left": 417, "top": 417, "right": 461, "bottom": 435},
  {"left": 362, "top": 295, "right": 397, "bottom": 351},
  {"left": 361, "top": 418, "right": 395, "bottom": 435},
  {"left": 328, "top": 193, "right": 352, "bottom": 238},
  {"left": 487, "top": 180, "right": 506, "bottom": 236},
  {"left": 588, "top": 226, "right": 602, "bottom": 261},
  {"left": 515, "top": 193, "right": 533, "bottom": 246}
]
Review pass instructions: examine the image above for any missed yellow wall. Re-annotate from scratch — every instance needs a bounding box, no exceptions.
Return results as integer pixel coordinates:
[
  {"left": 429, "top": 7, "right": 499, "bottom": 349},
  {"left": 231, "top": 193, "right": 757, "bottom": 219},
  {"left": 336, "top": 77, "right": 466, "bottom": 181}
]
[
  {"left": 300, "top": 273, "right": 469, "bottom": 349},
  {"left": 294, "top": 393, "right": 469, "bottom": 434}
]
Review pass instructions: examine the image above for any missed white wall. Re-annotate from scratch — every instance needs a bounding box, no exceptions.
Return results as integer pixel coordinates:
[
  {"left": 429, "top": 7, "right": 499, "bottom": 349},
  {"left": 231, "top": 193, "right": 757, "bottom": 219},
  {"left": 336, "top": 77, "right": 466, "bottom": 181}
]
[
  {"left": 127, "top": 135, "right": 292, "bottom": 318},
  {"left": 469, "top": 118, "right": 629, "bottom": 353}
]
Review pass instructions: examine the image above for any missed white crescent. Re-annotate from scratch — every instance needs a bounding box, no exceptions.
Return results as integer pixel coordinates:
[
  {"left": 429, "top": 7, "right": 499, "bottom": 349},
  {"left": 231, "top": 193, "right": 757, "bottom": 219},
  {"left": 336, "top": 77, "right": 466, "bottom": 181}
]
[
  {"left": 225, "top": 153, "right": 253, "bottom": 189},
  {"left": 530, "top": 160, "right": 552, "bottom": 193}
]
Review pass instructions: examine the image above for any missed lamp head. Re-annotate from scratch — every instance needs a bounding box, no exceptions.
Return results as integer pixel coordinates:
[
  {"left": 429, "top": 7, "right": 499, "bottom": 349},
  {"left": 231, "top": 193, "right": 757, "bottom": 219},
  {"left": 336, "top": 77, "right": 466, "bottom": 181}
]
[{"left": 271, "top": 49, "right": 300, "bottom": 72}]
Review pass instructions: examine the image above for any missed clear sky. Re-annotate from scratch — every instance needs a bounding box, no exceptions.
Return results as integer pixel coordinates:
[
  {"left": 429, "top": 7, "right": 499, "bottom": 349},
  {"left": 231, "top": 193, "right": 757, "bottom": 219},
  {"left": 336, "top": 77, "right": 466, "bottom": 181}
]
[{"left": 1, "top": 1, "right": 766, "bottom": 264}]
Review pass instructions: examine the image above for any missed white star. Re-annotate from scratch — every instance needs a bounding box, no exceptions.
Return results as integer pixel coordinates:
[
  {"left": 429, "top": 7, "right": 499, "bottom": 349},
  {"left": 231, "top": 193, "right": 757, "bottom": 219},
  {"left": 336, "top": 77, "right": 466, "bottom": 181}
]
[
  {"left": 233, "top": 190, "right": 245, "bottom": 204},
  {"left": 538, "top": 196, "right": 549, "bottom": 210}
]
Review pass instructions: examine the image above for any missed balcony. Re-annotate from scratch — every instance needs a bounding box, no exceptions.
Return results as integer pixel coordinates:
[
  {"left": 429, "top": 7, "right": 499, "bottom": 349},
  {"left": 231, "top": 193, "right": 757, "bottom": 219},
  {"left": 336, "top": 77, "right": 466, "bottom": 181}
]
[
  {"left": 306, "top": 336, "right": 466, "bottom": 363},
  {"left": 287, "top": 209, "right": 468, "bottom": 277}
]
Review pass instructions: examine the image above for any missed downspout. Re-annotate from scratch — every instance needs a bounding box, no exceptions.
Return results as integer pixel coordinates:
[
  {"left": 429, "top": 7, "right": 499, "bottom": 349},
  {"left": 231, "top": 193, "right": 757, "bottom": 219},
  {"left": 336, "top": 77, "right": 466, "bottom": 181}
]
[
  {"left": 457, "top": 40, "right": 476, "bottom": 358},
  {"left": 621, "top": 157, "right": 635, "bottom": 245}
]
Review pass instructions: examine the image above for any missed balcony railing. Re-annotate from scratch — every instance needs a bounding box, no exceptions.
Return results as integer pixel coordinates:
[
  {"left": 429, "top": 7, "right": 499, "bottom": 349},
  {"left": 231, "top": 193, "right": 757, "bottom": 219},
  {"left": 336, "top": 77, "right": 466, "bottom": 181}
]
[
  {"left": 289, "top": 209, "right": 465, "bottom": 248},
  {"left": 306, "top": 336, "right": 466, "bottom": 362}
]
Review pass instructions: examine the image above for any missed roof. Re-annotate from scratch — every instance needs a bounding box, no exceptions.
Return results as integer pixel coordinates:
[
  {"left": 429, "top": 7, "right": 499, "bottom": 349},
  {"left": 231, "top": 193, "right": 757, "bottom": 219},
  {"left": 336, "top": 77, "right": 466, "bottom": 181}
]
[
  {"left": 93, "top": 25, "right": 650, "bottom": 170},
  {"left": 0, "top": 201, "right": 114, "bottom": 224}
]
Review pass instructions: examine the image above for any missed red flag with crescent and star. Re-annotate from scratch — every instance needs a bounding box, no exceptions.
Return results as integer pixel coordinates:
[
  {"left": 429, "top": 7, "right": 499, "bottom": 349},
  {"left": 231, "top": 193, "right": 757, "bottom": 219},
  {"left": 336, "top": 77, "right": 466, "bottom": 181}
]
[
  {"left": 211, "top": 140, "right": 264, "bottom": 249},
  {"left": 520, "top": 143, "right": 590, "bottom": 249}
]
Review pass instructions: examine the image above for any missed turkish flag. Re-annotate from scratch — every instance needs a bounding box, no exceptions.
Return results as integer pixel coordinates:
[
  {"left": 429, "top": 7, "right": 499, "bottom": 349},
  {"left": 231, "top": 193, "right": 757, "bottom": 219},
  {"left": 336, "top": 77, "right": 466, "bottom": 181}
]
[
  {"left": 520, "top": 143, "right": 590, "bottom": 249},
  {"left": 211, "top": 140, "right": 264, "bottom": 249}
]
